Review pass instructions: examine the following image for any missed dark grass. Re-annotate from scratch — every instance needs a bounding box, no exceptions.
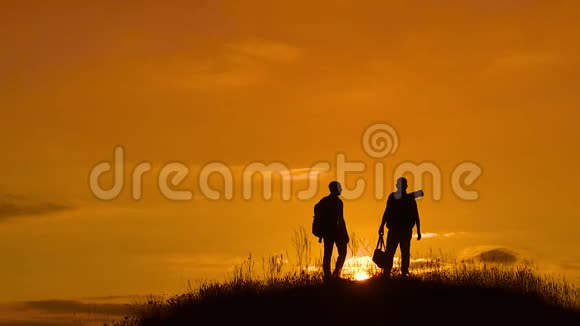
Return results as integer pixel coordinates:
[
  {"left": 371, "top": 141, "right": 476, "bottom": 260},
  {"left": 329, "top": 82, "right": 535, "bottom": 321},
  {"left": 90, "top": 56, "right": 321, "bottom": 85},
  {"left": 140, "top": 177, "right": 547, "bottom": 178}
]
[
  {"left": 104, "top": 232, "right": 579, "bottom": 326},
  {"left": 123, "top": 269, "right": 579, "bottom": 326}
]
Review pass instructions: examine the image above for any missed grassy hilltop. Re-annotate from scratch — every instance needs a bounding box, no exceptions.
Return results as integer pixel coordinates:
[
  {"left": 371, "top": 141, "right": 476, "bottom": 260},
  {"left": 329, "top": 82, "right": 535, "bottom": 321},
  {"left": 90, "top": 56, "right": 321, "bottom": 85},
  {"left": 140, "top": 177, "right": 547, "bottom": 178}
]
[
  {"left": 111, "top": 262, "right": 579, "bottom": 326},
  {"left": 103, "top": 231, "right": 579, "bottom": 326}
]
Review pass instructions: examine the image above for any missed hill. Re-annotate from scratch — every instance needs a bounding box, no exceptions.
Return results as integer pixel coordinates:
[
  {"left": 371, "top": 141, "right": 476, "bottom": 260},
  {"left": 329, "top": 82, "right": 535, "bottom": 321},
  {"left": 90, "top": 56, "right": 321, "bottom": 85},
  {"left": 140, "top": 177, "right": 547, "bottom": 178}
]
[{"left": 121, "top": 266, "right": 579, "bottom": 326}]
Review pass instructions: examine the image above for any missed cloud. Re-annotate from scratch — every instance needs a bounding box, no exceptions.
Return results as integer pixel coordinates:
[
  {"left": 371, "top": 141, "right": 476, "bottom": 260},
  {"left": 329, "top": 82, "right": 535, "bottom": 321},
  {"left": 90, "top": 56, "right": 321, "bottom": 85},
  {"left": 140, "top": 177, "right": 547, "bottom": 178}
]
[
  {"left": 558, "top": 258, "right": 580, "bottom": 272},
  {"left": 78, "top": 294, "right": 141, "bottom": 302},
  {"left": 475, "top": 248, "right": 518, "bottom": 264},
  {"left": 479, "top": 50, "right": 572, "bottom": 89},
  {"left": 284, "top": 167, "right": 330, "bottom": 181},
  {"left": 0, "top": 298, "right": 132, "bottom": 326},
  {"left": 176, "top": 40, "right": 302, "bottom": 90},
  {"left": 411, "top": 232, "right": 460, "bottom": 239},
  {"left": 414, "top": 232, "right": 438, "bottom": 239},
  {"left": 163, "top": 253, "right": 241, "bottom": 271},
  {"left": 15, "top": 300, "right": 129, "bottom": 316},
  {"left": 213, "top": 165, "right": 330, "bottom": 181},
  {"left": 135, "top": 253, "right": 245, "bottom": 274},
  {"left": 179, "top": 68, "right": 263, "bottom": 89},
  {"left": 461, "top": 246, "right": 519, "bottom": 264},
  {"left": 225, "top": 41, "right": 303, "bottom": 64},
  {"left": 488, "top": 51, "right": 564, "bottom": 71},
  {"left": 0, "top": 321, "right": 66, "bottom": 326},
  {"left": 0, "top": 194, "right": 72, "bottom": 221}
]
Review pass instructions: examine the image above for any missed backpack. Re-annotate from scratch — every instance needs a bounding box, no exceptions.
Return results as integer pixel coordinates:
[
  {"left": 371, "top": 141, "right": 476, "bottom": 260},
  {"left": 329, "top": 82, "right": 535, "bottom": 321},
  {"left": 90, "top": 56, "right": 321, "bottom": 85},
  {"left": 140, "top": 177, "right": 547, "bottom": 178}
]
[{"left": 312, "top": 198, "right": 328, "bottom": 242}]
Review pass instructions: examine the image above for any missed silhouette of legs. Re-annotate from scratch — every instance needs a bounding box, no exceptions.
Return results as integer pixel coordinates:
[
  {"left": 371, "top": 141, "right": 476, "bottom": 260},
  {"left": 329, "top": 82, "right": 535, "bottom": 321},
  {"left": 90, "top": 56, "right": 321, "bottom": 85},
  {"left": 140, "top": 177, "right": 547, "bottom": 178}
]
[
  {"left": 332, "top": 240, "right": 347, "bottom": 278},
  {"left": 399, "top": 230, "right": 413, "bottom": 276},
  {"left": 323, "top": 238, "right": 348, "bottom": 279},
  {"left": 384, "top": 230, "right": 400, "bottom": 276},
  {"left": 323, "top": 238, "right": 334, "bottom": 279},
  {"left": 384, "top": 229, "right": 413, "bottom": 277}
]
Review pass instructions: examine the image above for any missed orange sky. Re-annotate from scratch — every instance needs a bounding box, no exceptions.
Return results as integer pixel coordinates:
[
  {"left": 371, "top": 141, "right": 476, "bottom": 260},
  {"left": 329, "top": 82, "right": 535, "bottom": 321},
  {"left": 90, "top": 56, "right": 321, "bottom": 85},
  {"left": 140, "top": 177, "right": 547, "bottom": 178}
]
[{"left": 1, "top": 1, "right": 579, "bottom": 322}]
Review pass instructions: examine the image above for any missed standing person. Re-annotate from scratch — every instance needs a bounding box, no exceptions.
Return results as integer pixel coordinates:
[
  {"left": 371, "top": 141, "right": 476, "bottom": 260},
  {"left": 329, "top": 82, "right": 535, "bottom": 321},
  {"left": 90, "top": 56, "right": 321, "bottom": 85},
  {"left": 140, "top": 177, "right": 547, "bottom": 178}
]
[
  {"left": 316, "top": 181, "right": 349, "bottom": 280},
  {"left": 378, "top": 177, "right": 422, "bottom": 277}
]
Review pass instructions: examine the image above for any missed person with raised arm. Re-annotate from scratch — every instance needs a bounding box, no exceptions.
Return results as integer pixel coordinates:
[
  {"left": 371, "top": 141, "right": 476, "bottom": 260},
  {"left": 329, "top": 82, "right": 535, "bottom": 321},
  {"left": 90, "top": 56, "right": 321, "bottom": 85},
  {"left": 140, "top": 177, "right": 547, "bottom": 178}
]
[{"left": 378, "top": 177, "right": 422, "bottom": 277}]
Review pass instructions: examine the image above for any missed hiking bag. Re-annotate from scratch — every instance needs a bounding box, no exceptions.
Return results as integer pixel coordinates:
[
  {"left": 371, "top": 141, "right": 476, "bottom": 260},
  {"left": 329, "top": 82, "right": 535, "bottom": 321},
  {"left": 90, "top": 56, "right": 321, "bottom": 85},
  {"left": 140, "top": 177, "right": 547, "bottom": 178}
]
[
  {"left": 312, "top": 200, "right": 326, "bottom": 242},
  {"left": 372, "top": 236, "right": 388, "bottom": 268}
]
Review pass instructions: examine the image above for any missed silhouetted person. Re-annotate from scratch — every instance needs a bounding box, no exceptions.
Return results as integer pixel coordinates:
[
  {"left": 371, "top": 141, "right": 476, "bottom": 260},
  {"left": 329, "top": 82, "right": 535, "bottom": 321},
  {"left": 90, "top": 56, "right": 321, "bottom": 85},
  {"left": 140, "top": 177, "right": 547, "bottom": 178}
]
[
  {"left": 378, "top": 177, "right": 421, "bottom": 277},
  {"left": 318, "top": 181, "right": 349, "bottom": 280}
]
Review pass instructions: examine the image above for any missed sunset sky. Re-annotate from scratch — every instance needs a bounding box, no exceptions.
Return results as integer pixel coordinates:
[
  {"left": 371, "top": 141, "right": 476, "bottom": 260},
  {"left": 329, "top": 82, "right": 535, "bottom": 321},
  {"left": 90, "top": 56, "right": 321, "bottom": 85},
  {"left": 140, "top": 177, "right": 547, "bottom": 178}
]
[{"left": 1, "top": 1, "right": 579, "bottom": 323}]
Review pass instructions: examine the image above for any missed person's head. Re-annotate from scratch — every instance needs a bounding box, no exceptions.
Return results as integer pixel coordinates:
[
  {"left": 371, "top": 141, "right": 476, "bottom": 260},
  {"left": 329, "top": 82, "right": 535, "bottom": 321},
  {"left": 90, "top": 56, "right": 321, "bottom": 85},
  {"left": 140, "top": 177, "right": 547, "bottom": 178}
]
[
  {"left": 329, "top": 181, "right": 342, "bottom": 196},
  {"left": 396, "top": 177, "right": 408, "bottom": 192}
]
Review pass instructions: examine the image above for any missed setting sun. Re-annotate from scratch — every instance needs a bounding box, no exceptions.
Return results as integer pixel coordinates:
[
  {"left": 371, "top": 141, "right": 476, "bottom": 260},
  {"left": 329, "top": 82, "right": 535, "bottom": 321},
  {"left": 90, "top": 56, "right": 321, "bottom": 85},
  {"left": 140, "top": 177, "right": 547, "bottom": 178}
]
[{"left": 353, "top": 272, "right": 371, "bottom": 281}]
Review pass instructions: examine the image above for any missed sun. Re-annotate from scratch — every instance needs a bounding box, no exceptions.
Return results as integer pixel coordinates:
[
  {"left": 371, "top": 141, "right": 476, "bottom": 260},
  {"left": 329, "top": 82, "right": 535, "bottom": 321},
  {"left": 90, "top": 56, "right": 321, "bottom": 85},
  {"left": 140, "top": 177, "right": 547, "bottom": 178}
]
[
  {"left": 353, "top": 271, "right": 370, "bottom": 281},
  {"left": 340, "top": 256, "right": 375, "bottom": 281}
]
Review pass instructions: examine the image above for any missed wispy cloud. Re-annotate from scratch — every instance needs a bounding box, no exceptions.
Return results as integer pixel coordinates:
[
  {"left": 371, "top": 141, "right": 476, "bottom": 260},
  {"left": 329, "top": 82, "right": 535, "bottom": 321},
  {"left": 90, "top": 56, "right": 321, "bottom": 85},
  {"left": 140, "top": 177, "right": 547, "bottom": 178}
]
[
  {"left": 414, "top": 232, "right": 437, "bottom": 239},
  {"left": 412, "top": 232, "right": 459, "bottom": 239},
  {"left": 284, "top": 167, "right": 330, "bottom": 181},
  {"left": 0, "top": 194, "right": 72, "bottom": 221},
  {"left": 209, "top": 165, "right": 330, "bottom": 181},
  {"left": 0, "top": 298, "right": 130, "bottom": 326},
  {"left": 225, "top": 41, "right": 303, "bottom": 65},
  {"left": 179, "top": 68, "right": 263, "bottom": 89},
  {"left": 176, "top": 40, "right": 302, "bottom": 90},
  {"left": 136, "top": 253, "right": 244, "bottom": 274},
  {"left": 14, "top": 300, "right": 128, "bottom": 316},
  {"left": 558, "top": 258, "right": 580, "bottom": 272},
  {"left": 460, "top": 246, "right": 519, "bottom": 264}
]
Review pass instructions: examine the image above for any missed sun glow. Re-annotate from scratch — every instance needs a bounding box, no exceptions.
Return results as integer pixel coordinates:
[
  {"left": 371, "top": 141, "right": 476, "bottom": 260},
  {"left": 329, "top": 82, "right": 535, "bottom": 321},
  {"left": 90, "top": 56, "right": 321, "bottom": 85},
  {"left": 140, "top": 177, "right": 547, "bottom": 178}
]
[
  {"left": 341, "top": 256, "right": 377, "bottom": 281},
  {"left": 304, "top": 255, "right": 443, "bottom": 281},
  {"left": 337, "top": 255, "right": 444, "bottom": 281},
  {"left": 353, "top": 271, "right": 371, "bottom": 281}
]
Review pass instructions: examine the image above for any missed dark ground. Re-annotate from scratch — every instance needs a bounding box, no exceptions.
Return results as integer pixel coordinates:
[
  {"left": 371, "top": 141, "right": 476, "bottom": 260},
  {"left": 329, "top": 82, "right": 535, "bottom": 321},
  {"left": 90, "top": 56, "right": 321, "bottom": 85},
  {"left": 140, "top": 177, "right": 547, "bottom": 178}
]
[{"left": 139, "top": 276, "right": 579, "bottom": 326}]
